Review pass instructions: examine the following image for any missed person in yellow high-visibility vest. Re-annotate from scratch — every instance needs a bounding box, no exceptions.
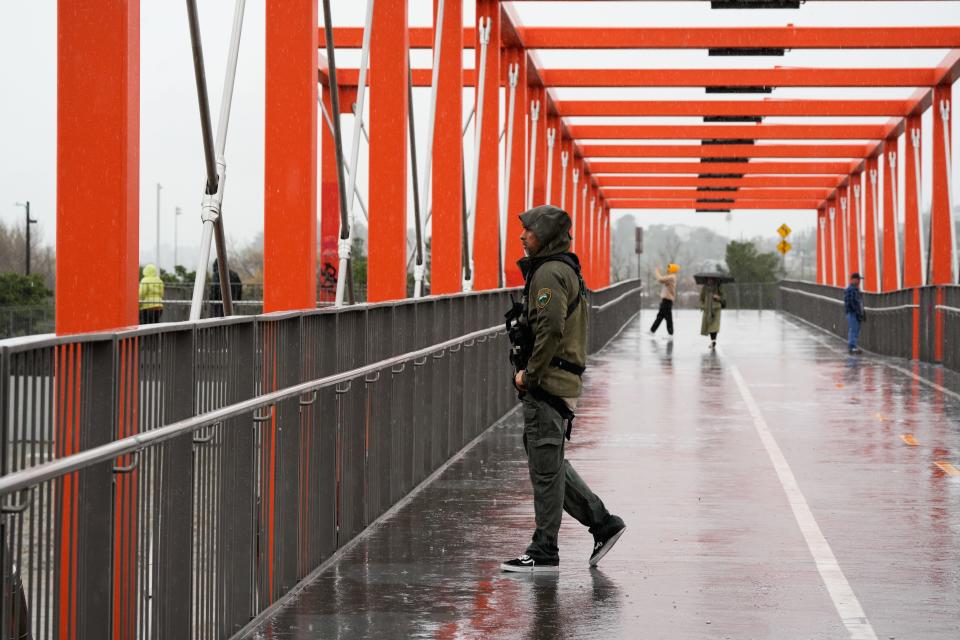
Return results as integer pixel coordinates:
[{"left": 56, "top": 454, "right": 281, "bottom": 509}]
[{"left": 138, "top": 264, "right": 164, "bottom": 324}]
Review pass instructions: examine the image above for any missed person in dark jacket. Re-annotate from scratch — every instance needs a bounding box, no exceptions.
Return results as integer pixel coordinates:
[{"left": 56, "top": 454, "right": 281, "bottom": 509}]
[
  {"left": 501, "top": 205, "right": 626, "bottom": 574},
  {"left": 209, "top": 258, "right": 243, "bottom": 318},
  {"left": 844, "top": 272, "right": 865, "bottom": 354}
]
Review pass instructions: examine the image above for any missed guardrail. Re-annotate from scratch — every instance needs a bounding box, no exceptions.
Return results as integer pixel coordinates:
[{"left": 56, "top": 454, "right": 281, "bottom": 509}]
[
  {"left": 0, "top": 280, "right": 641, "bottom": 639},
  {"left": 779, "top": 280, "right": 959, "bottom": 368}
]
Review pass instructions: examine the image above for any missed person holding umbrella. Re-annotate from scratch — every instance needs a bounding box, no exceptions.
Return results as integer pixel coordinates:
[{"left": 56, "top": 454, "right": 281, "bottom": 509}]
[{"left": 694, "top": 261, "right": 732, "bottom": 349}]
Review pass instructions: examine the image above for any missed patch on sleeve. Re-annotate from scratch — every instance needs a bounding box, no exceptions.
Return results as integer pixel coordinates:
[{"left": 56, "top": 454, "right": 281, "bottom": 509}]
[{"left": 535, "top": 288, "right": 553, "bottom": 309}]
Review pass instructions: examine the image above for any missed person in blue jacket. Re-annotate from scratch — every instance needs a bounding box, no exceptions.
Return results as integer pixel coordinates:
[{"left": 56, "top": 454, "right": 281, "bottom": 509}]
[{"left": 844, "top": 272, "right": 865, "bottom": 354}]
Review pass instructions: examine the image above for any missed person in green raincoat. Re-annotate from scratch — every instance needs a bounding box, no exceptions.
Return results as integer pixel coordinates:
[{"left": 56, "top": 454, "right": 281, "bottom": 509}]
[{"left": 699, "top": 277, "right": 725, "bottom": 349}]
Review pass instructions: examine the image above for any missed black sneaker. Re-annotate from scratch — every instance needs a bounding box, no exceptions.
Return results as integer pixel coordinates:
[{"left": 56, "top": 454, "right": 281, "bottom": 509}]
[
  {"left": 500, "top": 553, "right": 559, "bottom": 573},
  {"left": 590, "top": 518, "right": 627, "bottom": 566}
]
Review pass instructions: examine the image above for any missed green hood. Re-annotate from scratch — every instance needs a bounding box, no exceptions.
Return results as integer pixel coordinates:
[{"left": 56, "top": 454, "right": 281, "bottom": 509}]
[
  {"left": 519, "top": 205, "right": 572, "bottom": 257},
  {"left": 142, "top": 263, "right": 160, "bottom": 279}
]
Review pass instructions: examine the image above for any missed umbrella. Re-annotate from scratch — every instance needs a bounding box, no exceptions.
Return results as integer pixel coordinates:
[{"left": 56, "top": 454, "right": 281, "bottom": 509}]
[
  {"left": 694, "top": 272, "right": 735, "bottom": 285},
  {"left": 693, "top": 259, "right": 734, "bottom": 285}
]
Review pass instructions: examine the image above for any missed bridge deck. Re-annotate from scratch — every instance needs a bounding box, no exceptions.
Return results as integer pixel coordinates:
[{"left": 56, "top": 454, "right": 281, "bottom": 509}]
[{"left": 246, "top": 310, "right": 960, "bottom": 640}]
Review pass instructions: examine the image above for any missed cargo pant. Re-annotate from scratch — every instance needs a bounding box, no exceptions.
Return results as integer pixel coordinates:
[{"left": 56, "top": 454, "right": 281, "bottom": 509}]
[{"left": 522, "top": 394, "right": 612, "bottom": 561}]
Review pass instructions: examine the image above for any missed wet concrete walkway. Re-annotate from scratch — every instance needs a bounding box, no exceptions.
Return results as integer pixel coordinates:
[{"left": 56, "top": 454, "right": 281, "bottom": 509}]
[{"left": 247, "top": 310, "right": 960, "bottom": 640}]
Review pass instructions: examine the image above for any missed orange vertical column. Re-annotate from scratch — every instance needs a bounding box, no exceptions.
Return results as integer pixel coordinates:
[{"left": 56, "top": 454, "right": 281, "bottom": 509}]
[
  {"left": 903, "top": 116, "right": 923, "bottom": 288},
  {"left": 57, "top": 0, "right": 139, "bottom": 333},
  {"left": 561, "top": 139, "right": 574, "bottom": 213},
  {"left": 264, "top": 0, "right": 318, "bottom": 312},
  {"left": 840, "top": 184, "right": 855, "bottom": 279},
  {"left": 319, "top": 87, "right": 341, "bottom": 302},
  {"left": 882, "top": 137, "right": 901, "bottom": 291},
  {"left": 504, "top": 49, "right": 528, "bottom": 286},
  {"left": 602, "top": 206, "right": 611, "bottom": 286},
  {"left": 431, "top": 0, "right": 463, "bottom": 295},
  {"left": 832, "top": 200, "right": 846, "bottom": 287},
  {"left": 826, "top": 204, "right": 837, "bottom": 286},
  {"left": 930, "top": 83, "right": 956, "bottom": 284},
  {"left": 531, "top": 88, "right": 549, "bottom": 207},
  {"left": 472, "top": 0, "right": 501, "bottom": 290},
  {"left": 368, "top": 1, "right": 409, "bottom": 301},
  {"left": 863, "top": 156, "right": 881, "bottom": 292}
]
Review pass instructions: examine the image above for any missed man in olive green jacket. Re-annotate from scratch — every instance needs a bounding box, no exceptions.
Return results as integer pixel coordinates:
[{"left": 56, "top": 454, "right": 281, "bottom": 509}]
[{"left": 501, "top": 205, "right": 626, "bottom": 573}]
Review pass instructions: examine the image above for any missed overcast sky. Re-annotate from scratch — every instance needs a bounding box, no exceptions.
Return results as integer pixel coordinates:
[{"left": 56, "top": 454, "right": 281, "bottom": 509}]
[{"left": 1, "top": 1, "right": 959, "bottom": 271}]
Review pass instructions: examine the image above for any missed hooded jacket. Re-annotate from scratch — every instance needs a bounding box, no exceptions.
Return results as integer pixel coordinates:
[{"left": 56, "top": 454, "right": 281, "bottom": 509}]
[
  {"left": 138, "top": 264, "right": 164, "bottom": 311},
  {"left": 517, "top": 206, "right": 587, "bottom": 399}
]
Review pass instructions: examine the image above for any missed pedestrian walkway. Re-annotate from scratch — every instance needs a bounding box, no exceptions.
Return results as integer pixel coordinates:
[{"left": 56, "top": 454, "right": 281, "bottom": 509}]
[{"left": 245, "top": 310, "right": 960, "bottom": 640}]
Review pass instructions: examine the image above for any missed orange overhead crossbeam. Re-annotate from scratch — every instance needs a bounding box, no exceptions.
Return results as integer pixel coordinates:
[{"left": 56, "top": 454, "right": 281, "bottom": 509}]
[
  {"left": 319, "top": 26, "right": 960, "bottom": 50},
  {"left": 603, "top": 188, "right": 834, "bottom": 200},
  {"left": 570, "top": 124, "right": 887, "bottom": 140},
  {"left": 580, "top": 144, "right": 871, "bottom": 159},
  {"left": 519, "top": 27, "right": 960, "bottom": 49},
  {"left": 557, "top": 100, "right": 915, "bottom": 117},
  {"left": 590, "top": 161, "right": 855, "bottom": 175},
  {"left": 608, "top": 199, "right": 820, "bottom": 210},
  {"left": 597, "top": 176, "right": 844, "bottom": 188},
  {"left": 541, "top": 68, "right": 937, "bottom": 87}
]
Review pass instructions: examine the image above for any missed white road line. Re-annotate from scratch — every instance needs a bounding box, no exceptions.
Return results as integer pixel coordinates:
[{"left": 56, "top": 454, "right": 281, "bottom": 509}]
[{"left": 725, "top": 353, "right": 879, "bottom": 640}]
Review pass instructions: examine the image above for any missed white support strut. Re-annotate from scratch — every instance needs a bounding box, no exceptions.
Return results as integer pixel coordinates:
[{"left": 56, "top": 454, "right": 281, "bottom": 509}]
[
  {"left": 841, "top": 196, "right": 850, "bottom": 284},
  {"left": 545, "top": 128, "right": 556, "bottom": 206},
  {"left": 560, "top": 150, "right": 569, "bottom": 211},
  {"left": 414, "top": 0, "right": 446, "bottom": 298},
  {"left": 888, "top": 151, "right": 902, "bottom": 290},
  {"left": 189, "top": 0, "right": 247, "bottom": 321},
  {"left": 829, "top": 207, "right": 837, "bottom": 287},
  {"left": 910, "top": 127, "right": 927, "bottom": 285},
  {"left": 500, "top": 63, "right": 519, "bottom": 287},
  {"left": 853, "top": 183, "right": 863, "bottom": 275},
  {"left": 463, "top": 16, "right": 491, "bottom": 292},
  {"left": 870, "top": 169, "right": 881, "bottom": 291},
  {"left": 571, "top": 168, "right": 580, "bottom": 253},
  {"left": 335, "top": 0, "right": 374, "bottom": 306},
  {"left": 526, "top": 100, "right": 540, "bottom": 210},
  {"left": 818, "top": 217, "right": 828, "bottom": 285}
]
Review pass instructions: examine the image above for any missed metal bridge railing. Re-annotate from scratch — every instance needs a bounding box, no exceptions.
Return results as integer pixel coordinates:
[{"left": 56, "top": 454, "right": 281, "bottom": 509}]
[
  {"left": 779, "top": 280, "right": 959, "bottom": 367},
  {"left": 0, "top": 281, "right": 641, "bottom": 639}
]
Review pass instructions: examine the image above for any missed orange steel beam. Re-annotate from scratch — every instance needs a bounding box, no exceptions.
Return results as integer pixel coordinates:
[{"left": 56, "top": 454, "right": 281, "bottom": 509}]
[
  {"left": 589, "top": 161, "right": 857, "bottom": 175},
  {"left": 608, "top": 199, "right": 820, "bottom": 210},
  {"left": 569, "top": 124, "right": 887, "bottom": 140},
  {"left": 57, "top": 0, "right": 139, "bottom": 333},
  {"left": 541, "top": 68, "right": 937, "bottom": 87},
  {"left": 557, "top": 99, "right": 915, "bottom": 117},
  {"left": 603, "top": 188, "right": 834, "bottom": 200},
  {"left": 580, "top": 144, "right": 871, "bottom": 159},
  {"left": 473, "top": 0, "right": 502, "bottom": 291},
  {"left": 597, "top": 176, "right": 843, "bottom": 188},
  {"left": 264, "top": 0, "right": 317, "bottom": 313},
  {"left": 319, "top": 26, "right": 960, "bottom": 50}
]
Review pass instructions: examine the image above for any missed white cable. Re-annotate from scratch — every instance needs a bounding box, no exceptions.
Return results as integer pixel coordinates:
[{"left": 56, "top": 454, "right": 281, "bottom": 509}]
[
  {"left": 336, "top": 0, "right": 374, "bottom": 306},
  {"left": 818, "top": 216, "right": 828, "bottom": 285},
  {"left": 545, "top": 128, "right": 556, "bottom": 206},
  {"left": 939, "top": 100, "right": 958, "bottom": 283},
  {"left": 870, "top": 168, "right": 881, "bottom": 292},
  {"left": 414, "top": 0, "right": 446, "bottom": 298},
  {"left": 560, "top": 150, "right": 569, "bottom": 210},
  {"left": 911, "top": 127, "right": 927, "bottom": 285},
  {"left": 829, "top": 207, "right": 837, "bottom": 286},
  {"left": 189, "top": 0, "right": 246, "bottom": 321},
  {"left": 500, "top": 63, "right": 518, "bottom": 286},
  {"left": 571, "top": 168, "right": 580, "bottom": 253},
  {"left": 888, "top": 151, "right": 902, "bottom": 290},
  {"left": 526, "top": 100, "right": 540, "bottom": 209},
  {"left": 464, "top": 16, "right": 491, "bottom": 292}
]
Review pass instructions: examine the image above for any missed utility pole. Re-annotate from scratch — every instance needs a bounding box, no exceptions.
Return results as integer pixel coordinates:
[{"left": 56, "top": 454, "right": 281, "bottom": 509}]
[
  {"left": 156, "top": 183, "right": 162, "bottom": 269},
  {"left": 15, "top": 201, "right": 37, "bottom": 275},
  {"left": 174, "top": 206, "right": 182, "bottom": 269}
]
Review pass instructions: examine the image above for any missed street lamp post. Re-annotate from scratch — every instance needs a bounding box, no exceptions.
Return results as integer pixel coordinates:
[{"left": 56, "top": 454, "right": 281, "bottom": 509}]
[
  {"left": 174, "top": 206, "right": 182, "bottom": 269},
  {"left": 156, "top": 183, "right": 162, "bottom": 270},
  {"left": 14, "top": 201, "right": 37, "bottom": 275}
]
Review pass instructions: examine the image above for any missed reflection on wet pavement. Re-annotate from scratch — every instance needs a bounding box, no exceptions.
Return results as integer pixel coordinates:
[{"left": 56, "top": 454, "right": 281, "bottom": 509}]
[{"left": 248, "top": 310, "right": 960, "bottom": 639}]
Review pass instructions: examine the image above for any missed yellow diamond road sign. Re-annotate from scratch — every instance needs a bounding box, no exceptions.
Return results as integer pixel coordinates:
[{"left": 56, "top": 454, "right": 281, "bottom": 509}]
[
  {"left": 777, "top": 240, "right": 792, "bottom": 255},
  {"left": 777, "top": 223, "right": 792, "bottom": 238}
]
